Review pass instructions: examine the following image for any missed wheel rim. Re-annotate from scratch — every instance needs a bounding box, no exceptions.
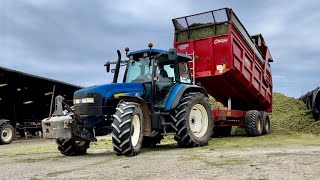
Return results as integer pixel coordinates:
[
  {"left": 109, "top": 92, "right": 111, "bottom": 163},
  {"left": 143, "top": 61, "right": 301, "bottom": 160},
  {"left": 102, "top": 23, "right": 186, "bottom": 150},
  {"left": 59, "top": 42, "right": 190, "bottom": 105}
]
[
  {"left": 1, "top": 127, "right": 13, "bottom": 142},
  {"left": 188, "top": 104, "right": 209, "bottom": 137},
  {"left": 257, "top": 117, "right": 261, "bottom": 132},
  {"left": 76, "top": 141, "right": 87, "bottom": 147},
  {"left": 131, "top": 115, "right": 141, "bottom": 147},
  {"left": 265, "top": 118, "right": 270, "bottom": 132}
]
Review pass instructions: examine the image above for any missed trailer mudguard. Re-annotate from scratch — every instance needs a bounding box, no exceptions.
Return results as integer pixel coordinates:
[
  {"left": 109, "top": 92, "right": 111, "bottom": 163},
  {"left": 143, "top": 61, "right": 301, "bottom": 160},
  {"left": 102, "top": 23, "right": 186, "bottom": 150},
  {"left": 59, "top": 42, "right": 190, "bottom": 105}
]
[{"left": 164, "top": 84, "right": 208, "bottom": 111}]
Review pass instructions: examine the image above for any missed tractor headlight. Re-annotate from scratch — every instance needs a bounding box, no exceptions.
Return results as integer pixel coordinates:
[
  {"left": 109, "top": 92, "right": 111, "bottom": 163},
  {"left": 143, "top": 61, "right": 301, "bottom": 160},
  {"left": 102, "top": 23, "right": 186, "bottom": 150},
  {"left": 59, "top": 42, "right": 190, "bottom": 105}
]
[
  {"left": 74, "top": 99, "right": 81, "bottom": 104},
  {"left": 81, "top": 98, "right": 94, "bottom": 103}
]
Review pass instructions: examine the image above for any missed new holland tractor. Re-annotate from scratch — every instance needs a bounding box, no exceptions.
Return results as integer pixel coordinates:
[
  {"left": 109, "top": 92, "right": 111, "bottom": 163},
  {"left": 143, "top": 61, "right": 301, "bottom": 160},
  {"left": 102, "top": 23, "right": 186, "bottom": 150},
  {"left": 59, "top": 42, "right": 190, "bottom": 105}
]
[{"left": 42, "top": 44, "right": 213, "bottom": 156}]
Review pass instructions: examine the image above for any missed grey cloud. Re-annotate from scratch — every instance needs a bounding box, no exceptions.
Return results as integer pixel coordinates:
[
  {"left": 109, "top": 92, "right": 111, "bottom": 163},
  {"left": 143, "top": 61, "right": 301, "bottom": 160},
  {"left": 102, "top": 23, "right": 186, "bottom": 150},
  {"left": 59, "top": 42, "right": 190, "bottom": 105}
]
[{"left": 1, "top": 0, "right": 319, "bottom": 98}]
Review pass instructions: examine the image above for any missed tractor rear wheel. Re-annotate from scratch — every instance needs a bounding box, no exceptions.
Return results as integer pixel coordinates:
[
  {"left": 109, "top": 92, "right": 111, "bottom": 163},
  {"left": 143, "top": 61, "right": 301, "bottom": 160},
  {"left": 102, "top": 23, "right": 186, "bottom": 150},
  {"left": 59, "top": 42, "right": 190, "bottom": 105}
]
[
  {"left": 56, "top": 138, "right": 90, "bottom": 156},
  {"left": 260, "top": 111, "right": 271, "bottom": 134},
  {"left": 172, "top": 93, "right": 213, "bottom": 147},
  {"left": 112, "top": 101, "right": 144, "bottom": 156},
  {"left": 244, "top": 110, "right": 263, "bottom": 136},
  {"left": 142, "top": 132, "right": 163, "bottom": 147},
  {"left": 0, "top": 123, "right": 14, "bottom": 144}
]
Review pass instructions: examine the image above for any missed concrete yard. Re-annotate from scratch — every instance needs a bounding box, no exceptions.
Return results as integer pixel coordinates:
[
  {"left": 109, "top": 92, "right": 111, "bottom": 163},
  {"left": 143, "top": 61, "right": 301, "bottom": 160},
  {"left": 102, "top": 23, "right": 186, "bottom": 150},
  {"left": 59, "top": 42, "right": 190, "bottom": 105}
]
[{"left": 1, "top": 134, "right": 320, "bottom": 180}]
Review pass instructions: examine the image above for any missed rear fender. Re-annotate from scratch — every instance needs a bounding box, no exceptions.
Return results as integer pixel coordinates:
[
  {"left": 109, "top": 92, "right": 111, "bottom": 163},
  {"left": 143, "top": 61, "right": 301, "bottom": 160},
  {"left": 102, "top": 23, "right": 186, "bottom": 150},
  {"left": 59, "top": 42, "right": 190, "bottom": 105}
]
[
  {"left": 117, "top": 96, "right": 152, "bottom": 136},
  {"left": 164, "top": 84, "right": 208, "bottom": 111}
]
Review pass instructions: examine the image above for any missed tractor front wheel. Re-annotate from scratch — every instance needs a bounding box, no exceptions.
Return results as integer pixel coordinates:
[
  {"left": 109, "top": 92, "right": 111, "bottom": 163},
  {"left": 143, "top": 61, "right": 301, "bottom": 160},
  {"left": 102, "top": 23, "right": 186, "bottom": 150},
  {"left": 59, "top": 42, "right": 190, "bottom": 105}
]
[
  {"left": 142, "top": 132, "right": 163, "bottom": 147},
  {"left": 56, "top": 138, "right": 90, "bottom": 156},
  {"left": 172, "top": 93, "right": 213, "bottom": 147},
  {"left": 112, "top": 101, "right": 144, "bottom": 156}
]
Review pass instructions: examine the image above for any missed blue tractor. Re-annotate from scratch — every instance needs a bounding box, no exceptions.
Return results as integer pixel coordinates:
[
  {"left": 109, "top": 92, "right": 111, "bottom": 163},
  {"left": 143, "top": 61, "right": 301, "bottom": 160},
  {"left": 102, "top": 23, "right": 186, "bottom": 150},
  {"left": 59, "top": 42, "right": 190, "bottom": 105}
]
[{"left": 43, "top": 45, "right": 213, "bottom": 156}]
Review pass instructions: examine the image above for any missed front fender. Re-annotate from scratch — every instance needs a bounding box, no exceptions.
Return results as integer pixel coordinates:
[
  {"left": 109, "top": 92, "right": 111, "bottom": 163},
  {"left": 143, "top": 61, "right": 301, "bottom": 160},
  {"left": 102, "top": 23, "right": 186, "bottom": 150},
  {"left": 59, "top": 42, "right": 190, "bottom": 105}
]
[
  {"left": 117, "top": 96, "right": 152, "bottom": 136},
  {"left": 164, "top": 84, "right": 208, "bottom": 111}
]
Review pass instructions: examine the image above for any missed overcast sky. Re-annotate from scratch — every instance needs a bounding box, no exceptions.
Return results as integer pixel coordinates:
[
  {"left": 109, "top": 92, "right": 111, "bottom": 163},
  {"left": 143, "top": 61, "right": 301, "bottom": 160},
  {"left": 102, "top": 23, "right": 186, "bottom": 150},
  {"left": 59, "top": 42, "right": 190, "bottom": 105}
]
[{"left": 1, "top": 0, "right": 319, "bottom": 98}]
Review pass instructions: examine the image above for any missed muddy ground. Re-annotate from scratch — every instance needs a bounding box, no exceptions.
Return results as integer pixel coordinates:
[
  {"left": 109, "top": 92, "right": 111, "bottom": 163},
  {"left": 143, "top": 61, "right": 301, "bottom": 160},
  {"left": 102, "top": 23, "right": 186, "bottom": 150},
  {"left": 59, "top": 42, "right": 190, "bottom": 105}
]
[{"left": 1, "top": 135, "right": 320, "bottom": 180}]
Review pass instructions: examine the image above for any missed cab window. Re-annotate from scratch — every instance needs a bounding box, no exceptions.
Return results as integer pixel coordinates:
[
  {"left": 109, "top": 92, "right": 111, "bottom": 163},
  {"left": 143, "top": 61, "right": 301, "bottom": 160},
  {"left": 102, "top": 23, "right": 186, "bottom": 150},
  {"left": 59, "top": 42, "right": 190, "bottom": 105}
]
[{"left": 179, "top": 62, "right": 191, "bottom": 83}]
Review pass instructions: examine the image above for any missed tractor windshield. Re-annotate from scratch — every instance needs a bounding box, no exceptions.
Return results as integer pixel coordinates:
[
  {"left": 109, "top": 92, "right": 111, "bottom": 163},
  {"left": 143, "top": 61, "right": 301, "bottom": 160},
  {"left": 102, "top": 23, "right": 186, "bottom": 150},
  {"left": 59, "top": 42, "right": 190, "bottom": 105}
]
[{"left": 124, "top": 58, "right": 153, "bottom": 83}]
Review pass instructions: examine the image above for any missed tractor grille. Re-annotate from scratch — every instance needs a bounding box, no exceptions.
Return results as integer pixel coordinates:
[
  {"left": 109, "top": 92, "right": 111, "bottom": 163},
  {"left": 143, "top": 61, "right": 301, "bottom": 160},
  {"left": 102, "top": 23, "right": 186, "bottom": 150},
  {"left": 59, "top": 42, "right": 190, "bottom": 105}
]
[{"left": 74, "top": 93, "right": 102, "bottom": 116}]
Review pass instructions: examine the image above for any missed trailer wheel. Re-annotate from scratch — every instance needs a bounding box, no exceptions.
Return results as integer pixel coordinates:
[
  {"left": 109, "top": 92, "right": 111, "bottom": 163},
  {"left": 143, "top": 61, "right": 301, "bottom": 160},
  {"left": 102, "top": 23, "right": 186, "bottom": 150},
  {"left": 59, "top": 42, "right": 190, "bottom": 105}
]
[
  {"left": 142, "top": 132, "right": 164, "bottom": 147},
  {"left": 112, "top": 101, "right": 144, "bottom": 156},
  {"left": 212, "top": 126, "right": 232, "bottom": 137},
  {"left": 56, "top": 138, "right": 90, "bottom": 156},
  {"left": 260, "top": 111, "right": 271, "bottom": 134},
  {"left": 244, "top": 110, "right": 263, "bottom": 136},
  {"left": 0, "top": 124, "right": 14, "bottom": 144},
  {"left": 173, "top": 93, "right": 213, "bottom": 147}
]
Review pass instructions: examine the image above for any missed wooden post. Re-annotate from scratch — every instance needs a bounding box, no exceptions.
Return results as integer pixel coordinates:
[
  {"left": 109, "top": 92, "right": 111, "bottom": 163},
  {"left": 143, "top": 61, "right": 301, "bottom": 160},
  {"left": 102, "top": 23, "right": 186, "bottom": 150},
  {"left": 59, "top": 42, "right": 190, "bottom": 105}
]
[{"left": 49, "top": 85, "right": 56, "bottom": 118}]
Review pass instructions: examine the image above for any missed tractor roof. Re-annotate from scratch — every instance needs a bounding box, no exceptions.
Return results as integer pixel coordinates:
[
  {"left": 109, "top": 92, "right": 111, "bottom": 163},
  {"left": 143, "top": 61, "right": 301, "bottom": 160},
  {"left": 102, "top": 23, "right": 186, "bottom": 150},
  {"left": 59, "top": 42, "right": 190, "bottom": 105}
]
[{"left": 127, "top": 49, "right": 191, "bottom": 62}]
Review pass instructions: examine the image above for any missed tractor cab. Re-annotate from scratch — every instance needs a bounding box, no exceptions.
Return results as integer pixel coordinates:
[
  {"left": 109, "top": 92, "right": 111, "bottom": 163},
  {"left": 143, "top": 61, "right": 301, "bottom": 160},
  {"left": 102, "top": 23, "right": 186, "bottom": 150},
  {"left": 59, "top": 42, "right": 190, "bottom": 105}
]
[{"left": 124, "top": 48, "right": 193, "bottom": 109}]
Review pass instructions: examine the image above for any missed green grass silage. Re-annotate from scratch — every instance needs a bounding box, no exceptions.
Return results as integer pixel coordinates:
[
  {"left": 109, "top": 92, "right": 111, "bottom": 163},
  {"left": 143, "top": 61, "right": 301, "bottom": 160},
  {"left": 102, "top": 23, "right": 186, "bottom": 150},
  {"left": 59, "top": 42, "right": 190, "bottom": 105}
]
[
  {"left": 209, "top": 92, "right": 320, "bottom": 135},
  {"left": 271, "top": 92, "right": 320, "bottom": 135},
  {"left": 176, "top": 23, "right": 228, "bottom": 42}
]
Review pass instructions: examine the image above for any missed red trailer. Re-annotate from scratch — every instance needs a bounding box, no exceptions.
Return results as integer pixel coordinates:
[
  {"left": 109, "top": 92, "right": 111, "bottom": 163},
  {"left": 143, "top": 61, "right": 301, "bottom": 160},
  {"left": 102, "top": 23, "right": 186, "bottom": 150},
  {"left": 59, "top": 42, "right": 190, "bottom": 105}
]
[{"left": 172, "top": 8, "right": 273, "bottom": 136}]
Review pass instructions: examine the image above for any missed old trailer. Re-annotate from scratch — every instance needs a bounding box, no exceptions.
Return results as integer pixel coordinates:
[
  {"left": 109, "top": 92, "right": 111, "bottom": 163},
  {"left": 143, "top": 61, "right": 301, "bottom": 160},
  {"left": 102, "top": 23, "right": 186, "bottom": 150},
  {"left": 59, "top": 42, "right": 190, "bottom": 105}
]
[{"left": 173, "top": 8, "right": 273, "bottom": 136}]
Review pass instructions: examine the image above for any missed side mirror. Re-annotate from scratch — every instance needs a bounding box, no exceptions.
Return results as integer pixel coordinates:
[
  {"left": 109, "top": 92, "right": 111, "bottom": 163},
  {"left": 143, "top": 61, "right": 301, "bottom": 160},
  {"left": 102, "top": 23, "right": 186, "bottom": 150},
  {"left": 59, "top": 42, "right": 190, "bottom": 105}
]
[
  {"left": 168, "top": 48, "right": 177, "bottom": 61},
  {"left": 105, "top": 62, "right": 111, "bottom": 73}
]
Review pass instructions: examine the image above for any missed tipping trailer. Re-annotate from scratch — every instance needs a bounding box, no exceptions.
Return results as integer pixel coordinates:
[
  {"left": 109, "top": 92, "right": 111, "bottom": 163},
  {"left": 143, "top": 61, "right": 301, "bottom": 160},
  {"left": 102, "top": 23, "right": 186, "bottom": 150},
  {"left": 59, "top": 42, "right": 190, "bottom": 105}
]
[{"left": 172, "top": 8, "right": 273, "bottom": 136}]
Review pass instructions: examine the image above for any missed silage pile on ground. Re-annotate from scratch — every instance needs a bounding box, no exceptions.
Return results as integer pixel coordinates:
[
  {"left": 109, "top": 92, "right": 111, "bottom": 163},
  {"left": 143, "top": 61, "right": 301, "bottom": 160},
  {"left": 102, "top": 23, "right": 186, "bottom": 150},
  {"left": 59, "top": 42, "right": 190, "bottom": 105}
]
[
  {"left": 209, "top": 92, "right": 320, "bottom": 135},
  {"left": 271, "top": 92, "right": 320, "bottom": 135}
]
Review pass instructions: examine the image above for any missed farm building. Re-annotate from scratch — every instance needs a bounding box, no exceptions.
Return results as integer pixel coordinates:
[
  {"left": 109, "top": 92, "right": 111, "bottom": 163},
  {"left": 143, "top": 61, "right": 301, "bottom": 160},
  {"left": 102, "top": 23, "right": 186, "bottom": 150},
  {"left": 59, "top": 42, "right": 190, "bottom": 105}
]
[{"left": 0, "top": 66, "right": 81, "bottom": 136}]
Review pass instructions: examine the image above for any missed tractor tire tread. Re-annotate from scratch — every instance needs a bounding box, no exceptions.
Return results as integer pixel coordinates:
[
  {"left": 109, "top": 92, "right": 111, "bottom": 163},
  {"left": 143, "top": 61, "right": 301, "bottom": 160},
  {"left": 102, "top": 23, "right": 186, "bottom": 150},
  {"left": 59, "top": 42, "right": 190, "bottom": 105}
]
[{"left": 173, "top": 92, "right": 213, "bottom": 148}]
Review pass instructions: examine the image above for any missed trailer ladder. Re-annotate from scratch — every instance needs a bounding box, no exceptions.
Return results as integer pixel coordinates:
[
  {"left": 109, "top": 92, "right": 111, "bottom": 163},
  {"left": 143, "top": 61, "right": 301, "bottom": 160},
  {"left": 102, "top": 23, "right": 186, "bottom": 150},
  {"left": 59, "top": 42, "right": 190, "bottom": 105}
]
[{"left": 187, "top": 51, "right": 196, "bottom": 85}]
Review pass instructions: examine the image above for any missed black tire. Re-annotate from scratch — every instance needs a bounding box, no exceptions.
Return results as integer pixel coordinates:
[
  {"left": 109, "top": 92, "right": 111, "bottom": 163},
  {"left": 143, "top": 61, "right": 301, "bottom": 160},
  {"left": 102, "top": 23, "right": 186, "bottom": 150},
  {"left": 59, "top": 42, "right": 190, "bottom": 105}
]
[
  {"left": 56, "top": 138, "right": 90, "bottom": 156},
  {"left": 260, "top": 111, "right": 271, "bottom": 134},
  {"left": 112, "top": 101, "right": 144, "bottom": 156},
  {"left": 142, "top": 132, "right": 163, "bottom": 147},
  {"left": 17, "top": 129, "right": 27, "bottom": 138},
  {"left": 172, "top": 93, "right": 213, "bottom": 147},
  {"left": 244, "top": 110, "right": 263, "bottom": 137},
  {"left": 0, "top": 123, "right": 14, "bottom": 144},
  {"left": 212, "top": 126, "right": 232, "bottom": 138}
]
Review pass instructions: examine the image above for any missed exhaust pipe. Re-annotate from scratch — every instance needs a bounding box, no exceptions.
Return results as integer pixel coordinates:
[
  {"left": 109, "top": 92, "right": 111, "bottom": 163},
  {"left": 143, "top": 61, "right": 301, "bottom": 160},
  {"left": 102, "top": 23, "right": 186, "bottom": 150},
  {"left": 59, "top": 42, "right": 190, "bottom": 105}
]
[{"left": 113, "top": 50, "right": 121, "bottom": 83}]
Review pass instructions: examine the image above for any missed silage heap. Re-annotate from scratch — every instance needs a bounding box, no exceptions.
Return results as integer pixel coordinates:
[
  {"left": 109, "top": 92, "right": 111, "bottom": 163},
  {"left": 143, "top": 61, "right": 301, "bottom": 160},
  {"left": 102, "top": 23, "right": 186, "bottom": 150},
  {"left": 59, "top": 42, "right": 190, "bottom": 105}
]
[
  {"left": 209, "top": 92, "right": 320, "bottom": 135},
  {"left": 271, "top": 93, "right": 320, "bottom": 135}
]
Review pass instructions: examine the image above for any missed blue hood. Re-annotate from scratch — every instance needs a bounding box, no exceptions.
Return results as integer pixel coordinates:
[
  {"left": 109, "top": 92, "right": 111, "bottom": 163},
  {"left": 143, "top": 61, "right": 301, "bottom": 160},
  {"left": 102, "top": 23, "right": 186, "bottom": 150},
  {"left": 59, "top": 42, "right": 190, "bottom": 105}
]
[{"left": 75, "top": 83, "right": 144, "bottom": 98}]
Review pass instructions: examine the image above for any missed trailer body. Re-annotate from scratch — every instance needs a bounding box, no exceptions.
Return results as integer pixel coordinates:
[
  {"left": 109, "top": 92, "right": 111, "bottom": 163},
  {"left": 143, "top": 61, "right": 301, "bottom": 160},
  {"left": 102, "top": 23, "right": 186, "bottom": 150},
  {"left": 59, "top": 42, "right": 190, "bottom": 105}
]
[{"left": 172, "top": 8, "right": 273, "bottom": 128}]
